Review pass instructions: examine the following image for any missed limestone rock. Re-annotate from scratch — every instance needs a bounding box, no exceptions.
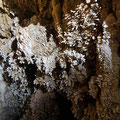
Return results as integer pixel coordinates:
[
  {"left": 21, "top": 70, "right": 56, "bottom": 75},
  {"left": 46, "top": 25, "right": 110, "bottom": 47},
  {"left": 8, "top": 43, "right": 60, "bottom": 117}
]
[{"left": 0, "top": 0, "right": 120, "bottom": 120}]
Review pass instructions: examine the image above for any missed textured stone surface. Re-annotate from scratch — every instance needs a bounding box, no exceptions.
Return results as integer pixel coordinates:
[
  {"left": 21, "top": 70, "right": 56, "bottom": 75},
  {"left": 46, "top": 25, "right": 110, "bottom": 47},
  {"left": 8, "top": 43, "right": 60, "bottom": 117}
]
[{"left": 0, "top": 0, "right": 120, "bottom": 120}]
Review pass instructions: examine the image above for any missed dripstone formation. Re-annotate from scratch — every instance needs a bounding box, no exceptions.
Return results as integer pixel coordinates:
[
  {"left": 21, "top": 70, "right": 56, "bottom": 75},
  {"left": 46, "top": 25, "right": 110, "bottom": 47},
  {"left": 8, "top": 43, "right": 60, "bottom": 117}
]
[{"left": 0, "top": 0, "right": 120, "bottom": 120}]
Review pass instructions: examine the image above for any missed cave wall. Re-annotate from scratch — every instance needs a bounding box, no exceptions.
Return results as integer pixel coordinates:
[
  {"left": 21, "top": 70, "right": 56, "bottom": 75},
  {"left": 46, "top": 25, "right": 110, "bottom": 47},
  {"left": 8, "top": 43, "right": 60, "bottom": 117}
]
[{"left": 0, "top": 0, "right": 120, "bottom": 120}]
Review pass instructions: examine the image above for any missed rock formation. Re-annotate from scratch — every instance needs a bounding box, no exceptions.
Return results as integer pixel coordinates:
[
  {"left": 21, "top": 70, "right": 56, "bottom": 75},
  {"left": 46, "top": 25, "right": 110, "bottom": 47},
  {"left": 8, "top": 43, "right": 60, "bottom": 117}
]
[{"left": 0, "top": 0, "right": 120, "bottom": 120}]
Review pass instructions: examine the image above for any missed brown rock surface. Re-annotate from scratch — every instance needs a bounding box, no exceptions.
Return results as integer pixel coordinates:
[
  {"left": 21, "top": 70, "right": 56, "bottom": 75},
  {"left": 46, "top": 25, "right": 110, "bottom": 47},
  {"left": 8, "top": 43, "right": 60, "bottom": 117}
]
[{"left": 0, "top": 0, "right": 120, "bottom": 120}]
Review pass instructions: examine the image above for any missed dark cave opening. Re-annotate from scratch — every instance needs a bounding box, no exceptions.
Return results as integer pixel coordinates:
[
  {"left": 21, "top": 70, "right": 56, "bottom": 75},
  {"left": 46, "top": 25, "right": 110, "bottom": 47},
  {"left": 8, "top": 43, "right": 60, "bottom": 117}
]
[
  {"left": 56, "top": 93, "right": 77, "bottom": 120},
  {"left": 25, "top": 63, "right": 37, "bottom": 92}
]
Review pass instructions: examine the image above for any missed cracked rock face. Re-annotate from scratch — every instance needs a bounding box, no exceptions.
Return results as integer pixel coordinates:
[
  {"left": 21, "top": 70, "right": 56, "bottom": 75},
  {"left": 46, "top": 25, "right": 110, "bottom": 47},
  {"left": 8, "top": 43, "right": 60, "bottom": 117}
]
[{"left": 0, "top": 0, "right": 120, "bottom": 120}]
